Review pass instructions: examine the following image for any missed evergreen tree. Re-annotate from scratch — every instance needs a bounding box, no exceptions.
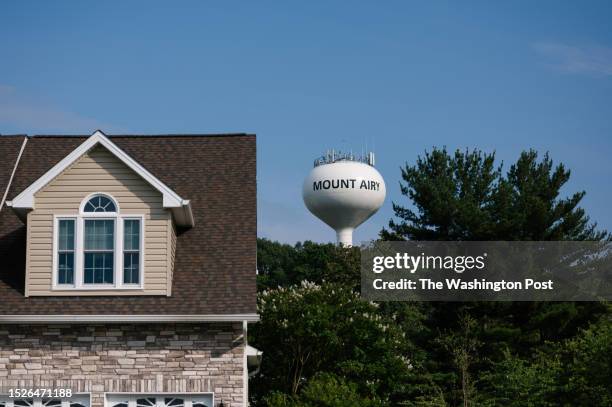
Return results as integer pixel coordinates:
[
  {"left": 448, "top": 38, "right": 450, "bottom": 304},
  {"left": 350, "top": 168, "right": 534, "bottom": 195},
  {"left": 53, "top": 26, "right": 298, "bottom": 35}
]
[
  {"left": 380, "top": 147, "right": 609, "bottom": 405},
  {"left": 381, "top": 148, "right": 606, "bottom": 241}
]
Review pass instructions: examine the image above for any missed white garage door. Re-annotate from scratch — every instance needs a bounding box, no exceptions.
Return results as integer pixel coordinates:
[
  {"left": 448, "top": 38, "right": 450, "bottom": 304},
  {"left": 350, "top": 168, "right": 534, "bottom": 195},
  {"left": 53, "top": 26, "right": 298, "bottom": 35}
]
[{"left": 105, "top": 395, "right": 213, "bottom": 407}]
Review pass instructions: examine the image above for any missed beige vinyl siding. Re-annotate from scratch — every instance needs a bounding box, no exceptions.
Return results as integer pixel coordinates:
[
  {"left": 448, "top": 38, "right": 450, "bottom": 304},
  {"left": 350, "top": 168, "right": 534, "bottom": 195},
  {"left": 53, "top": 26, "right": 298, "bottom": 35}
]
[
  {"left": 167, "top": 220, "right": 177, "bottom": 296},
  {"left": 26, "top": 145, "right": 172, "bottom": 296}
]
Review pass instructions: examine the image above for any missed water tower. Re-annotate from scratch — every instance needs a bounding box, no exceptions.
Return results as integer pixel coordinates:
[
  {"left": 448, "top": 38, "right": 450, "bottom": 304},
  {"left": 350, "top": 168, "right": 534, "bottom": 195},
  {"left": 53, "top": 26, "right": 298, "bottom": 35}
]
[{"left": 303, "top": 150, "right": 386, "bottom": 246}]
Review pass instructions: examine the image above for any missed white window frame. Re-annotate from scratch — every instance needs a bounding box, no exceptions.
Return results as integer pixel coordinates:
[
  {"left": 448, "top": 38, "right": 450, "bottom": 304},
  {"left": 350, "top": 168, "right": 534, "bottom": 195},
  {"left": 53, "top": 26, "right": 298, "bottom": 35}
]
[
  {"left": 55, "top": 217, "right": 77, "bottom": 285},
  {"left": 52, "top": 193, "right": 145, "bottom": 291},
  {"left": 104, "top": 394, "right": 214, "bottom": 407},
  {"left": 80, "top": 216, "right": 117, "bottom": 288},
  {"left": 121, "top": 216, "right": 144, "bottom": 286},
  {"left": 0, "top": 394, "right": 90, "bottom": 407}
]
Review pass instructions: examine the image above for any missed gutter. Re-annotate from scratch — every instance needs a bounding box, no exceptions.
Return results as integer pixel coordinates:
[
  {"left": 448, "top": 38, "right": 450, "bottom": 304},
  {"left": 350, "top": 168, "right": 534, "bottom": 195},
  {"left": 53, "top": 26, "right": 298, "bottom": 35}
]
[
  {"left": 0, "top": 313, "right": 260, "bottom": 323},
  {"left": 0, "top": 136, "right": 27, "bottom": 213}
]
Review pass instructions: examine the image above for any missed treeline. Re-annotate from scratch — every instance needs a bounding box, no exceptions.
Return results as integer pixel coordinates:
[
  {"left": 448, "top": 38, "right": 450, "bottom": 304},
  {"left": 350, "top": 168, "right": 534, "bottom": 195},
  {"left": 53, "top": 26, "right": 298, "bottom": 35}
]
[{"left": 249, "top": 148, "right": 612, "bottom": 406}]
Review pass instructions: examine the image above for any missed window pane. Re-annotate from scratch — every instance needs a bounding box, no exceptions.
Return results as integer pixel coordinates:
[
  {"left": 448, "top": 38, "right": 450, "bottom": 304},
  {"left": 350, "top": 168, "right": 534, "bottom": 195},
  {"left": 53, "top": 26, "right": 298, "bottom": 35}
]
[
  {"left": 123, "top": 252, "right": 139, "bottom": 284},
  {"left": 84, "top": 253, "right": 114, "bottom": 284},
  {"left": 165, "top": 399, "right": 184, "bottom": 407},
  {"left": 85, "top": 220, "right": 114, "bottom": 250},
  {"left": 57, "top": 219, "right": 75, "bottom": 285},
  {"left": 58, "top": 253, "right": 74, "bottom": 284},
  {"left": 124, "top": 219, "right": 140, "bottom": 250},
  {"left": 58, "top": 219, "right": 75, "bottom": 250},
  {"left": 136, "top": 399, "right": 156, "bottom": 407},
  {"left": 84, "top": 268, "right": 93, "bottom": 284},
  {"left": 104, "top": 261, "right": 114, "bottom": 283}
]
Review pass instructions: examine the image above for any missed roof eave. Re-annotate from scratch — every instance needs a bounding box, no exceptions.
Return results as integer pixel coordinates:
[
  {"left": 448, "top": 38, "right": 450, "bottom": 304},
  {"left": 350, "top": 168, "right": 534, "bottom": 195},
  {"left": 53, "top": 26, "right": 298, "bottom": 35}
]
[
  {"left": 4, "top": 201, "right": 28, "bottom": 222},
  {"left": 0, "top": 314, "right": 260, "bottom": 323},
  {"left": 171, "top": 200, "right": 195, "bottom": 228}
]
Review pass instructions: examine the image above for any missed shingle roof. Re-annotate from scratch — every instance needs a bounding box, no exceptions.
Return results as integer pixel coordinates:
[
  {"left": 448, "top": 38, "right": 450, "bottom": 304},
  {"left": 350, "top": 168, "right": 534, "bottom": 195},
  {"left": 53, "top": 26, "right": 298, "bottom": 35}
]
[{"left": 0, "top": 134, "right": 257, "bottom": 316}]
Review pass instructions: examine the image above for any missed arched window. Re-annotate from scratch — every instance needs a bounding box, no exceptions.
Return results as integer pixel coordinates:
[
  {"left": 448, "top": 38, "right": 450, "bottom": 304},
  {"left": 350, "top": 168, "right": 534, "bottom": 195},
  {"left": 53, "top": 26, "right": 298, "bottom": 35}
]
[
  {"left": 82, "top": 194, "right": 117, "bottom": 213},
  {"left": 0, "top": 395, "right": 91, "bottom": 407},
  {"left": 106, "top": 395, "right": 212, "bottom": 407}
]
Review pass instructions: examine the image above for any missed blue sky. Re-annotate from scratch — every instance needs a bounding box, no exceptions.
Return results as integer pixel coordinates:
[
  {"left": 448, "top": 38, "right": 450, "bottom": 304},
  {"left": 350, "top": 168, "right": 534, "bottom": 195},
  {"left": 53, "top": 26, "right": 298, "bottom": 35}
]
[{"left": 1, "top": 1, "right": 611, "bottom": 244}]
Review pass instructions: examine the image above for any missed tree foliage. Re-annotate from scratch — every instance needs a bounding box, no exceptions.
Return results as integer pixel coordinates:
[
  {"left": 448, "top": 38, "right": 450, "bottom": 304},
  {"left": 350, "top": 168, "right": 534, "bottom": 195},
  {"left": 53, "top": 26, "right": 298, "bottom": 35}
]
[
  {"left": 264, "top": 373, "right": 385, "bottom": 407},
  {"left": 377, "top": 147, "right": 609, "bottom": 405},
  {"left": 381, "top": 148, "right": 606, "bottom": 241},
  {"left": 485, "top": 313, "right": 612, "bottom": 406},
  {"left": 250, "top": 281, "right": 419, "bottom": 404},
  {"left": 257, "top": 238, "right": 361, "bottom": 290}
]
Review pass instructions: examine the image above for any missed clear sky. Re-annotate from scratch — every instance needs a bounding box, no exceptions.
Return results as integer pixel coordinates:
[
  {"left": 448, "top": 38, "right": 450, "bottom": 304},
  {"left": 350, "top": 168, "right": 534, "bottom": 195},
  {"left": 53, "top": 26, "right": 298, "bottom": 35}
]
[{"left": 1, "top": 1, "right": 611, "bottom": 244}]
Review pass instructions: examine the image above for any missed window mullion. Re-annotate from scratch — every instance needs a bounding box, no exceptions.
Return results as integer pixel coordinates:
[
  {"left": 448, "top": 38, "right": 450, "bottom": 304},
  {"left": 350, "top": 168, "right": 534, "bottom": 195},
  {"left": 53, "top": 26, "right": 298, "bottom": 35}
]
[
  {"left": 76, "top": 217, "right": 83, "bottom": 288},
  {"left": 116, "top": 217, "right": 123, "bottom": 288}
]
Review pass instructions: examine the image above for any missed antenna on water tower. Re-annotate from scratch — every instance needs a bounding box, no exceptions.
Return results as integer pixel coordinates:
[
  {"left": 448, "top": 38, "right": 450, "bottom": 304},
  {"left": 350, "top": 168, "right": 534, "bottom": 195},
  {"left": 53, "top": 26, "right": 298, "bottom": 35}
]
[{"left": 303, "top": 149, "right": 386, "bottom": 246}]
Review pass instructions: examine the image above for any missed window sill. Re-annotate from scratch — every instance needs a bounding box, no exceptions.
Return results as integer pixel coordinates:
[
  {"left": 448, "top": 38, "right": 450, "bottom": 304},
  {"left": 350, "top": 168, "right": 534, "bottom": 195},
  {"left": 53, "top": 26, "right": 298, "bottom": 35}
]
[{"left": 52, "top": 285, "right": 145, "bottom": 291}]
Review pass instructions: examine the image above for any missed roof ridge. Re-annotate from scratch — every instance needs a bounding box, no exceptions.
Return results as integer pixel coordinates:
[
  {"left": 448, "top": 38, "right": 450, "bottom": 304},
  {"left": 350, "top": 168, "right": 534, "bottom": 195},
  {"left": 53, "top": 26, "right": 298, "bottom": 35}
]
[{"left": 29, "top": 133, "right": 255, "bottom": 138}]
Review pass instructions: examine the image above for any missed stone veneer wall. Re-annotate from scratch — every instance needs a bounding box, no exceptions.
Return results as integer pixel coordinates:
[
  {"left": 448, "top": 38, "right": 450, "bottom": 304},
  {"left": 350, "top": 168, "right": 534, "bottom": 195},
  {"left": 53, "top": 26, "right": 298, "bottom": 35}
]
[{"left": 0, "top": 323, "right": 245, "bottom": 407}]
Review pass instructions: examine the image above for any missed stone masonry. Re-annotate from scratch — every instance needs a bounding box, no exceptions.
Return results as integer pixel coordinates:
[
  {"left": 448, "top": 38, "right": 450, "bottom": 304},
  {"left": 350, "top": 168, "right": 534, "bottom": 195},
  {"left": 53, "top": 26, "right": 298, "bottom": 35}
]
[{"left": 0, "top": 322, "right": 245, "bottom": 407}]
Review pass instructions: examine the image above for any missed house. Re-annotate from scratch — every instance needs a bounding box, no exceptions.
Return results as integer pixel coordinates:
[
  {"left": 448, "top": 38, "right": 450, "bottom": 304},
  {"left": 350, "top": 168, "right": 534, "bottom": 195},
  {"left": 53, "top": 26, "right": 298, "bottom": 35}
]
[{"left": 0, "top": 131, "right": 258, "bottom": 407}]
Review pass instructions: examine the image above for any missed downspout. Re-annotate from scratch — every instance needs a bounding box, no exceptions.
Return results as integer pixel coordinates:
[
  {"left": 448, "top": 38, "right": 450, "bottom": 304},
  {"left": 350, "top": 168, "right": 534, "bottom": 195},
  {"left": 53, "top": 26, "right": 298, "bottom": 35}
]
[
  {"left": 243, "top": 320, "right": 248, "bottom": 407},
  {"left": 0, "top": 137, "right": 27, "bottom": 212}
]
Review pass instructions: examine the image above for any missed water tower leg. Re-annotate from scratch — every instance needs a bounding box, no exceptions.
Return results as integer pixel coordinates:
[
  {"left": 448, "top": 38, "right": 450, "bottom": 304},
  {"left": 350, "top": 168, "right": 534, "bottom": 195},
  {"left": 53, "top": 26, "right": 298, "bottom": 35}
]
[{"left": 336, "top": 228, "right": 354, "bottom": 247}]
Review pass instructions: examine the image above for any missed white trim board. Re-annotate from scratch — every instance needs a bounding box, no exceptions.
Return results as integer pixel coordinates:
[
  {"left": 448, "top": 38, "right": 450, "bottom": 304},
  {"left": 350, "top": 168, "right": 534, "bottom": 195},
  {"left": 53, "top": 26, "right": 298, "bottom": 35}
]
[
  {"left": 5, "top": 130, "right": 194, "bottom": 227},
  {"left": 0, "top": 314, "right": 260, "bottom": 323}
]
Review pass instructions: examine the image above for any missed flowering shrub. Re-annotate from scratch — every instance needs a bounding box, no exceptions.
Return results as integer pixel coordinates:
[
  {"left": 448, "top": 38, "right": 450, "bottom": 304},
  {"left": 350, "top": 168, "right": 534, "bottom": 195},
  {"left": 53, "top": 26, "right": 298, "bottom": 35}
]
[{"left": 251, "top": 281, "right": 415, "bottom": 404}]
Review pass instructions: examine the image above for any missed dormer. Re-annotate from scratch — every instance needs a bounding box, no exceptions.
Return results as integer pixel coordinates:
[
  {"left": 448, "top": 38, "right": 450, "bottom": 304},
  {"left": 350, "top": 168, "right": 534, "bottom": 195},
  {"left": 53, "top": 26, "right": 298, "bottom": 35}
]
[{"left": 6, "top": 131, "right": 193, "bottom": 296}]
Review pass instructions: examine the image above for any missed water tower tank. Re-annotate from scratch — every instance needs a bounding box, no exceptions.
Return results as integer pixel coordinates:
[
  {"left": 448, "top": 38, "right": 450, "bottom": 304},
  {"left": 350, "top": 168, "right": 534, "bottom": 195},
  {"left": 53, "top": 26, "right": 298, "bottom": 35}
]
[{"left": 303, "top": 150, "right": 386, "bottom": 246}]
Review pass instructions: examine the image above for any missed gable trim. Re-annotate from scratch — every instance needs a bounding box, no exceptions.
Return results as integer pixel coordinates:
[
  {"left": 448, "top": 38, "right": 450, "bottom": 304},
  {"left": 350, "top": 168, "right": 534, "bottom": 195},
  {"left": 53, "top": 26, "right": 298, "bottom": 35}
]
[{"left": 6, "top": 130, "right": 194, "bottom": 226}]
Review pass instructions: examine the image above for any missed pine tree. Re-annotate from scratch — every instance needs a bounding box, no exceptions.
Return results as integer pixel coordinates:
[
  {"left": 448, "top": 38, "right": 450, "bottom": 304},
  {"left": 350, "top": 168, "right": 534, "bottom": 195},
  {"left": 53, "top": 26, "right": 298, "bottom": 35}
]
[
  {"left": 381, "top": 148, "right": 606, "bottom": 241},
  {"left": 380, "top": 147, "right": 609, "bottom": 404}
]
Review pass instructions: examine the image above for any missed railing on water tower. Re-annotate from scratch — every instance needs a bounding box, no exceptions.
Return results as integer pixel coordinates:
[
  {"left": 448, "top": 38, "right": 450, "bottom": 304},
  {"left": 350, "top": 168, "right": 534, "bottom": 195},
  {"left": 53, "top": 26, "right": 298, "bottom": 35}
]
[{"left": 313, "top": 150, "right": 376, "bottom": 167}]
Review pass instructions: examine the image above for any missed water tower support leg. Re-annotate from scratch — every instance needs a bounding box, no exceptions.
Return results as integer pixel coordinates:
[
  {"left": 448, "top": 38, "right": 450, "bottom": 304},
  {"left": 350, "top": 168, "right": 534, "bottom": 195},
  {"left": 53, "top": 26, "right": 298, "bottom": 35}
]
[{"left": 336, "top": 228, "right": 354, "bottom": 247}]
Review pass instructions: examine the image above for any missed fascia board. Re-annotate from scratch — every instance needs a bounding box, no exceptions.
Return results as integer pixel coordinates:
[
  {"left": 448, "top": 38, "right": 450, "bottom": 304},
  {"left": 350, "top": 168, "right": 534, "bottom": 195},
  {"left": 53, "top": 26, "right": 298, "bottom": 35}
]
[{"left": 0, "top": 314, "right": 260, "bottom": 323}]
